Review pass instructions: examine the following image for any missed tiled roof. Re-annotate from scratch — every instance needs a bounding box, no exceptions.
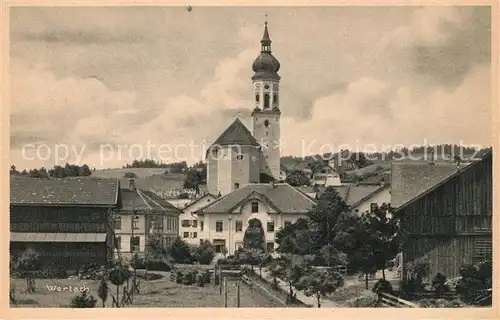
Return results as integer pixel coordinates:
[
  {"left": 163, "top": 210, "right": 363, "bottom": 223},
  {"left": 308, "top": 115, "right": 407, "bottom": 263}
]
[
  {"left": 120, "top": 188, "right": 181, "bottom": 214},
  {"left": 10, "top": 177, "right": 120, "bottom": 206},
  {"left": 393, "top": 150, "right": 492, "bottom": 210},
  {"left": 197, "top": 183, "right": 317, "bottom": 214},
  {"left": 211, "top": 118, "right": 260, "bottom": 147},
  {"left": 10, "top": 232, "right": 107, "bottom": 242},
  {"left": 302, "top": 184, "right": 388, "bottom": 207},
  {"left": 391, "top": 161, "right": 467, "bottom": 208}
]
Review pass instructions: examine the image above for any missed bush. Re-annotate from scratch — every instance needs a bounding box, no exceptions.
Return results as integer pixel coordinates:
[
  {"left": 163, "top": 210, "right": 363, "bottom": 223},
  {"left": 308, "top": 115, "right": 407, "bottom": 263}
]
[
  {"left": 399, "top": 278, "right": 423, "bottom": 294},
  {"left": 176, "top": 271, "right": 183, "bottom": 284},
  {"left": 372, "top": 279, "right": 393, "bottom": 294},
  {"left": 346, "top": 291, "right": 380, "bottom": 307},
  {"left": 419, "top": 298, "right": 463, "bottom": 308},
  {"left": 432, "top": 273, "right": 448, "bottom": 296},
  {"left": 146, "top": 258, "right": 173, "bottom": 272},
  {"left": 181, "top": 270, "right": 197, "bottom": 285},
  {"left": 70, "top": 291, "right": 97, "bottom": 308}
]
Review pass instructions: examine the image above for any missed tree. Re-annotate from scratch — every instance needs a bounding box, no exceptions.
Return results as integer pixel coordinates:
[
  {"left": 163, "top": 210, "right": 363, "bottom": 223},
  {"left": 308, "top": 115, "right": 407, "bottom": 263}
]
[
  {"left": 108, "top": 262, "right": 131, "bottom": 308},
  {"left": 192, "top": 240, "right": 216, "bottom": 265},
  {"left": 275, "top": 218, "right": 313, "bottom": 255},
  {"left": 307, "top": 187, "right": 350, "bottom": 255},
  {"left": 296, "top": 268, "right": 344, "bottom": 308},
  {"left": 243, "top": 218, "right": 266, "bottom": 251},
  {"left": 276, "top": 254, "right": 314, "bottom": 301},
  {"left": 168, "top": 237, "right": 193, "bottom": 264},
  {"left": 285, "top": 170, "right": 311, "bottom": 187},
  {"left": 15, "top": 248, "right": 42, "bottom": 293},
  {"left": 332, "top": 212, "right": 378, "bottom": 289},
  {"left": 10, "top": 165, "right": 19, "bottom": 175},
  {"left": 97, "top": 276, "right": 109, "bottom": 307},
  {"left": 183, "top": 164, "right": 206, "bottom": 191},
  {"left": 363, "top": 203, "right": 399, "bottom": 280},
  {"left": 70, "top": 290, "right": 97, "bottom": 308}
]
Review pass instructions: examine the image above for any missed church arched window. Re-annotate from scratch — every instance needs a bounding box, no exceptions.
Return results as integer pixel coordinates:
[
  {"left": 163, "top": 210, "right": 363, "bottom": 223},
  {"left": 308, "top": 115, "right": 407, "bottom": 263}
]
[
  {"left": 255, "top": 94, "right": 260, "bottom": 102},
  {"left": 264, "top": 94, "right": 270, "bottom": 109},
  {"left": 273, "top": 94, "right": 278, "bottom": 105}
]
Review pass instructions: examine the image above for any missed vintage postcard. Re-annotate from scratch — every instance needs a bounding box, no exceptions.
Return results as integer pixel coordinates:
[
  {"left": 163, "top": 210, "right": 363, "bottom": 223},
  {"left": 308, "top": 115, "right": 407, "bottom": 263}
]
[{"left": 2, "top": 0, "right": 498, "bottom": 318}]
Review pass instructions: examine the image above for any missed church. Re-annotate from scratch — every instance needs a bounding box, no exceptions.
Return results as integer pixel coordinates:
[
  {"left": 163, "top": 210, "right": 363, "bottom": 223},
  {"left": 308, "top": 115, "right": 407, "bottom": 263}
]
[{"left": 189, "top": 20, "right": 317, "bottom": 255}]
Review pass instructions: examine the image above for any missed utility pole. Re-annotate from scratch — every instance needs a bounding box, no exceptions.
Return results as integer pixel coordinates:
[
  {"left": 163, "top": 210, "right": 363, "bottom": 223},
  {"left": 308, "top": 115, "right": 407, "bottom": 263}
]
[
  {"left": 224, "top": 277, "right": 228, "bottom": 307},
  {"left": 237, "top": 281, "right": 241, "bottom": 307},
  {"left": 219, "top": 266, "right": 223, "bottom": 294}
]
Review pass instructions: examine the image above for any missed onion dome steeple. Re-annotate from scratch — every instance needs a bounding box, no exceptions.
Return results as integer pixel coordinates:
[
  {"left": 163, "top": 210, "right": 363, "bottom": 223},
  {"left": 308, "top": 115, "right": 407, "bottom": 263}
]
[{"left": 252, "top": 16, "right": 281, "bottom": 81}]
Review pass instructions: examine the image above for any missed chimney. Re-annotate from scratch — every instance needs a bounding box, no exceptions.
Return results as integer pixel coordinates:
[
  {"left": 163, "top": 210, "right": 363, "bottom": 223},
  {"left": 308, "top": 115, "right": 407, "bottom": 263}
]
[{"left": 129, "top": 178, "right": 136, "bottom": 190}]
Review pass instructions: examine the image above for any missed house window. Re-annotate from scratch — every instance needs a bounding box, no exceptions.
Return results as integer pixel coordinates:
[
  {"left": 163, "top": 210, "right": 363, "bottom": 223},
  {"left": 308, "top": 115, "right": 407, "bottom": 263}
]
[
  {"left": 264, "top": 119, "right": 270, "bottom": 127},
  {"left": 216, "top": 221, "right": 223, "bottom": 232},
  {"left": 132, "top": 216, "right": 140, "bottom": 230},
  {"left": 284, "top": 220, "right": 292, "bottom": 228},
  {"left": 181, "top": 220, "right": 191, "bottom": 227},
  {"left": 183, "top": 232, "right": 190, "bottom": 238},
  {"left": 211, "top": 147, "right": 219, "bottom": 158},
  {"left": 267, "top": 242, "right": 275, "bottom": 252},
  {"left": 192, "top": 220, "right": 198, "bottom": 228},
  {"left": 114, "top": 216, "right": 121, "bottom": 230},
  {"left": 130, "top": 236, "right": 140, "bottom": 252},
  {"left": 235, "top": 220, "right": 243, "bottom": 232},
  {"left": 234, "top": 183, "right": 240, "bottom": 189},
  {"left": 267, "top": 221, "right": 275, "bottom": 232},
  {"left": 193, "top": 232, "right": 197, "bottom": 239},
  {"left": 200, "top": 221, "right": 204, "bottom": 231},
  {"left": 251, "top": 201, "right": 259, "bottom": 213},
  {"left": 264, "top": 93, "right": 270, "bottom": 108},
  {"left": 115, "top": 236, "right": 121, "bottom": 250},
  {"left": 236, "top": 154, "right": 244, "bottom": 160},
  {"left": 370, "top": 203, "right": 378, "bottom": 213}
]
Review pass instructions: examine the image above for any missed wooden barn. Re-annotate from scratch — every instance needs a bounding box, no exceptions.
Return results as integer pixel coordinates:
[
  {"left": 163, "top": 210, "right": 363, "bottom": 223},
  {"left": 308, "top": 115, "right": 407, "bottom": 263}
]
[
  {"left": 392, "top": 150, "right": 493, "bottom": 279},
  {"left": 10, "top": 177, "right": 121, "bottom": 270}
]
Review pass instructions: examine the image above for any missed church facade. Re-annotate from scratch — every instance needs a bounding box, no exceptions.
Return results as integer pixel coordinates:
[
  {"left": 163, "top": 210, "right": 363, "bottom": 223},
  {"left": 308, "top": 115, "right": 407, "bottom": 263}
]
[
  {"left": 206, "top": 20, "right": 283, "bottom": 197},
  {"left": 192, "top": 21, "right": 316, "bottom": 255}
]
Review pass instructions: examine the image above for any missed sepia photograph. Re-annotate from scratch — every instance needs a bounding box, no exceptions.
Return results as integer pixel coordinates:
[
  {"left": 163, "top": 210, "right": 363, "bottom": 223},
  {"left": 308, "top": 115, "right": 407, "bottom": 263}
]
[{"left": 6, "top": 2, "right": 495, "bottom": 311}]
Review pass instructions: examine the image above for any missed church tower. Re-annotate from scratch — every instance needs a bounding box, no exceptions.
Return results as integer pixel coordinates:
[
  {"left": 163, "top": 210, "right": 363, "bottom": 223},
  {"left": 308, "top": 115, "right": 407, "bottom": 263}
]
[{"left": 251, "top": 18, "right": 282, "bottom": 181}]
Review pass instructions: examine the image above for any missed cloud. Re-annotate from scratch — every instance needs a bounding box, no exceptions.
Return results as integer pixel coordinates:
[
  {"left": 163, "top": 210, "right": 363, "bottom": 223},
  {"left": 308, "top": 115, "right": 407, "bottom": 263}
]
[
  {"left": 280, "top": 64, "right": 491, "bottom": 157},
  {"left": 9, "top": 6, "right": 492, "bottom": 170}
]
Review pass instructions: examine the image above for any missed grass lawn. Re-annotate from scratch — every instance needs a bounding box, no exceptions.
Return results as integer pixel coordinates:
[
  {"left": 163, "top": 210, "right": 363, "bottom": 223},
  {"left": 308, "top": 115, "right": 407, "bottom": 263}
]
[{"left": 10, "top": 273, "right": 280, "bottom": 308}]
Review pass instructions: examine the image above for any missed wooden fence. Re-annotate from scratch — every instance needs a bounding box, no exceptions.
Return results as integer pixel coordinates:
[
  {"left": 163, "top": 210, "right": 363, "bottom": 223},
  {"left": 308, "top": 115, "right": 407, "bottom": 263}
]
[{"left": 377, "top": 292, "right": 418, "bottom": 308}]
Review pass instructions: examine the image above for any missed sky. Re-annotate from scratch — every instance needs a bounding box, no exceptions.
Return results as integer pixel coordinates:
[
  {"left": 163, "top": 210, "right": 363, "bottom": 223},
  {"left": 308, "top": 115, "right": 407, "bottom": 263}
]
[{"left": 9, "top": 5, "right": 492, "bottom": 170}]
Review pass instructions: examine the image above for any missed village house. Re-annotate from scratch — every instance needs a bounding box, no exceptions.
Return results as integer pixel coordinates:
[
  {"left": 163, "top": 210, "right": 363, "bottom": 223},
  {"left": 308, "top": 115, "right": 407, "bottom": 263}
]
[
  {"left": 297, "top": 182, "right": 390, "bottom": 214},
  {"left": 391, "top": 153, "right": 492, "bottom": 280},
  {"left": 178, "top": 193, "right": 217, "bottom": 246},
  {"left": 114, "top": 179, "right": 181, "bottom": 260},
  {"left": 311, "top": 162, "right": 342, "bottom": 187},
  {"left": 10, "top": 177, "right": 120, "bottom": 270},
  {"left": 194, "top": 182, "right": 316, "bottom": 255}
]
